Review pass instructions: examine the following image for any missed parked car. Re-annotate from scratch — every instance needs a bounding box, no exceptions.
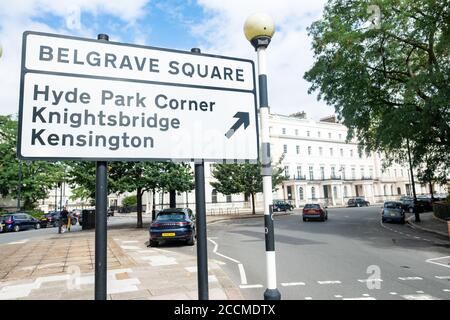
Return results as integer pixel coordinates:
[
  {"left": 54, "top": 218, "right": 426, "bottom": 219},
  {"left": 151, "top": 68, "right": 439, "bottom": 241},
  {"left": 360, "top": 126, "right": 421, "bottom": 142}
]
[
  {"left": 416, "top": 196, "right": 433, "bottom": 211},
  {"left": 40, "top": 211, "right": 60, "bottom": 228},
  {"left": 347, "top": 197, "right": 370, "bottom": 207},
  {"left": 381, "top": 201, "right": 405, "bottom": 224},
  {"left": 107, "top": 208, "right": 114, "bottom": 217},
  {"left": 0, "top": 221, "right": 4, "bottom": 233},
  {"left": 399, "top": 196, "right": 425, "bottom": 214},
  {"left": 273, "top": 200, "right": 294, "bottom": 212},
  {"left": 149, "top": 208, "right": 196, "bottom": 247},
  {"left": 0, "top": 213, "right": 41, "bottom": 232},
  {"left": 302, "top": 203, "right": 328, "bottom": 222}
]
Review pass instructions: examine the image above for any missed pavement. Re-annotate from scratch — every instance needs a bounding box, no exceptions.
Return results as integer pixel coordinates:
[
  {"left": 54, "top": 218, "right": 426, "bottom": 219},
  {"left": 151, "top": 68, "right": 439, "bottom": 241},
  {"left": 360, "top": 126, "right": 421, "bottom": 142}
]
[
  {"left": 0, "top": 222, "right": 243, "bottom": 300},
  {"left": 406, "top": 211, "right": 450, "bottom": 238}
]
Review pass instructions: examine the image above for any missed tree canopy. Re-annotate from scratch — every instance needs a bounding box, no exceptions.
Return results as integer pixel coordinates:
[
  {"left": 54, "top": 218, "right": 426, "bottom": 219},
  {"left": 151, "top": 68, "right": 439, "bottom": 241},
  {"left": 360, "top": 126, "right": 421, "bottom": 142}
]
[{"left": 304, "top": 0, "right": 449, "bottom": 184}]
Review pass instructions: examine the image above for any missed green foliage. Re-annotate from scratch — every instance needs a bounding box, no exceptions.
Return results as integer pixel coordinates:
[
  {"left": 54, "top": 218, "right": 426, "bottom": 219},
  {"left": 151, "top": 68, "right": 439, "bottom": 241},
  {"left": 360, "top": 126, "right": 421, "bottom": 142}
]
[
  {"left": 304, "top": 0, "right": 450, "bottom": 184},
  {"left": 211, "top": 158, "right": 286, "bottom": 214},
  {"left": 0, "top": 116, "right": 65, "bottom": 210},
  {"left": 122, "top": 195, "right": 137, "bottom": 207}
]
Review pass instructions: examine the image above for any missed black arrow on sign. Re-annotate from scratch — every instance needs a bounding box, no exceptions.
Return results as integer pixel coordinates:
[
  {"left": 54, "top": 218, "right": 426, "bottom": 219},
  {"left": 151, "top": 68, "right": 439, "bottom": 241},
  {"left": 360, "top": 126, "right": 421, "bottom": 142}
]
[{"left": 225, "top": 112, "right": 250, "bottom": 139}]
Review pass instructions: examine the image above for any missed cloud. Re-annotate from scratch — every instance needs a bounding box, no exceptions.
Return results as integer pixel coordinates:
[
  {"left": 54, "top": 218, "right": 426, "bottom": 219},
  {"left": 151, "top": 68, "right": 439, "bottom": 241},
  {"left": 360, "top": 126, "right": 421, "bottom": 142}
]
[
  {"left": 191, "top": 0, "right": 334, "bottom": 120},
  {"left": 0, "top": 0, "right": 150, "bottom": 117}
]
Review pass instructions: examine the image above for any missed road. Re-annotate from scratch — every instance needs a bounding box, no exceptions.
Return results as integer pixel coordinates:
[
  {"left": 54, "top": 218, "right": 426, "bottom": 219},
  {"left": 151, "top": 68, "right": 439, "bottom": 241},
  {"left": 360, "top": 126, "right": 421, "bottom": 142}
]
[{"left": 206, "top": 206, "right": 450, "bottom": 300}]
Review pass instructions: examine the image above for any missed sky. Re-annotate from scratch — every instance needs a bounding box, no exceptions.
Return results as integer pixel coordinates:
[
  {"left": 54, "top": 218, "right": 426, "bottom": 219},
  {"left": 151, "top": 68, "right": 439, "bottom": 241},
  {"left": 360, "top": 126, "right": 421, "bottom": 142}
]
[{"left": 0, "top": 0, "right": 334, "bottom": 120}]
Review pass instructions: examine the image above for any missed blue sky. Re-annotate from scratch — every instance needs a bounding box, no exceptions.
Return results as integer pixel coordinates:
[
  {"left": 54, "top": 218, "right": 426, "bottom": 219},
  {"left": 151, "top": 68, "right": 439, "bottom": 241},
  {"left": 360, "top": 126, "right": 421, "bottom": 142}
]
[{"left": 0, "top": 0, "right": 333, "bottom": 119}]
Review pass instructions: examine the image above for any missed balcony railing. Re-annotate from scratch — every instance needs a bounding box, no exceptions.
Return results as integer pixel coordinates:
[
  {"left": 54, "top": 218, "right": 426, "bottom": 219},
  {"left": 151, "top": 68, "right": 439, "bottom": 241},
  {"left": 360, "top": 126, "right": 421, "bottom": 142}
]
[{"left": 283, "top": 175, "right": 375, "bottom": 182}]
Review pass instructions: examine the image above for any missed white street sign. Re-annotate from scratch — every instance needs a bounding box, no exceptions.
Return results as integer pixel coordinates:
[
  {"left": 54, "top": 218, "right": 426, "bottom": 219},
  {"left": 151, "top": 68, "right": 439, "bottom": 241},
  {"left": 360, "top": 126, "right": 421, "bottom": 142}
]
[{"left": 18, "top": 31, "right": 258, "bottom": 161}]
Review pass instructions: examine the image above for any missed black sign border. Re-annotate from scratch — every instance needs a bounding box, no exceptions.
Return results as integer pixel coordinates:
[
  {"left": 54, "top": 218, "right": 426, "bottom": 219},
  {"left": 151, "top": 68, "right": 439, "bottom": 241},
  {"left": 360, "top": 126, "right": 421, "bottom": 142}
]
[{"left": 17, "top": 31, "right": 259, "bottom": 163}]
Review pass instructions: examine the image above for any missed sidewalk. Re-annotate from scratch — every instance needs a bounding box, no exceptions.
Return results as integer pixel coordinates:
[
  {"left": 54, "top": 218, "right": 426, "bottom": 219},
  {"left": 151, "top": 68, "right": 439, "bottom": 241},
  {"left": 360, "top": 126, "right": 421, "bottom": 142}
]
[
  {"left": 406, "top": 211, "right": 450, "bottom": 239},
  {"left": 0, "top": 226, "right": 243, "bottom": 300}
]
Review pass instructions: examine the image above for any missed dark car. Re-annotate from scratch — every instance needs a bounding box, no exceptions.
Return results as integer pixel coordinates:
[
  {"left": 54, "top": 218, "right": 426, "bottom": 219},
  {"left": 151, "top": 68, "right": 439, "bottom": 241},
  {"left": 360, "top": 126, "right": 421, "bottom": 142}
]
[
  {"left": 0, "top": 213, "right": 41, "bottom": 232},
  {"left": 149, "top": 208, "right": 196, "bottom": 247},
  {"left": 273, "top": 200, "right": 294, "bottom": 212},
  {"left": 302, "top": 203, "right": 328, "bottom": 222},
  {"left": 381, "top": 201, "right": 405, "bottom": 224},
  {"left": 347, "top": 197, "right": 370, "bottom": 207},
  {"left": 416, "top": 196, "right": 433, "bottom": 212},
  {"left": 399, "top": 196, "right": 425, "bottom": 214},
  {"left": 40, "top": 211, "right": 60, "bottom": 228}
]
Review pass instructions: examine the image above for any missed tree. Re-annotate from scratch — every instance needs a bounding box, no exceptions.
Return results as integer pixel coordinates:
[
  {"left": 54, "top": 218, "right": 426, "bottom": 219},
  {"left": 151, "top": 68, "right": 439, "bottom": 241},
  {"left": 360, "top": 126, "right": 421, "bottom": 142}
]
[
  {"left": 304, "top": 0, "right": 450, "bottom": 185},
  {"left": 0, "top": 115, "right": 64, "bottom": 210},
  {"left": 158, "top": 162, "right": 195, "bottom": 208},
  {"left": 109, "top": 162, "right": 161, "bottom": 228},
  {"left": 211, "top": 158, "right": 286, "bottom": 214}
]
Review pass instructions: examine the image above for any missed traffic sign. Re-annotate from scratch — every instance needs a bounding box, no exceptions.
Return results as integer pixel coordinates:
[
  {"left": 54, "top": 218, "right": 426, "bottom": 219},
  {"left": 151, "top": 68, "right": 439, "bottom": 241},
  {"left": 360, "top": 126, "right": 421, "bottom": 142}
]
[{"left": 18, "top": 31, "right": 258, "bottom": 162}]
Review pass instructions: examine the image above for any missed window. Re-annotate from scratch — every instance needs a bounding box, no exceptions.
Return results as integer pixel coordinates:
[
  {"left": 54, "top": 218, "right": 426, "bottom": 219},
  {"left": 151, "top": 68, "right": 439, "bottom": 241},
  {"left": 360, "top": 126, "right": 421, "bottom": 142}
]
[
  {"left": 350, "top": 150, "right": 353, "bottom": 157},
  {"left": 299, "top": 187, "right": 304, "bottom": 201},
  {"left": 211, "top": 189, "right": 218, "bottom": 203},
  {"left": 390, "top": 185, "right": 394, "bottom": 195},
  {"left": 307, "top": 131, "right": 310, "bottom": 137},
  {"left": 296, "top": 145, "right": 300, "bottom": 154},
  {"left": 344, "top": 186, "right": 348, "bottom": 197},
  {"left": 328, "top": 132, "right": 332, "bottom": 139},
  {"left": 283, "top": 144, "right": 288, "bottom": 154},
  {"left": 383, "top": 185, "right": 387, "bottom": 195},
  {"left": 341, "top": 166, "right": 346, "bottom": 179},
  {"left": 351, "top": 167, "right": 356, "bottom": 179},
  {"left": 369, "top": 168, "right": 373, "bottom": 178},
  {"left": 360, "top": 167, "right": 365, "bottom": 179},
  {"left": 296, "top": 166, "right": 302, "bottom": 179},
  {"left": 295, "top": 129, "right": 298, "bottom": 136},
  {"left": 308, "top": 146, "right": 312, "bottom": 155},
  {"left": 309, "top": 166, "right": 314, "bottom": 180},
  {"left": 282, "top": 128, "right": 286, "bottom": 134},
  {"left": 339, "top": 134, "right": 342, "bottom": 140},
  {"left": 333, "top": 186, "right": 338, "bottom": 199},
  {"left": 401, "top": 169, "right": 404, "bottom": 177},
  {"left": 284, "top": 166, "right": 290, "bottom": 178},
  {"left": 340, "top": 148, "right": 343, "bottom": 156},
  {"left": 226, "top": 194, "right": 232, "bottom": 203},
  {"left": 320, "top": 167, "right": 325, "bottom": 180},
  {"left": 311, "top": 187, "right": 316, "bottom": 200},
  {"left": 330, "top": 148, "right": 333, "bottom": 156},
  {"left": 331, "top": 167, "right": 336, "bottom": 178},
  {"left": 394, "top": 169, "right": 397, "bottom": 177},
  {"left": 318, "top": 131, "right": 321, "bottom": 138},
  {"left": 319, "top": 147, "right": 323, "bottom": 156},
  {"left": 269, "top": 126, "right": 273, "bottom": 133}
]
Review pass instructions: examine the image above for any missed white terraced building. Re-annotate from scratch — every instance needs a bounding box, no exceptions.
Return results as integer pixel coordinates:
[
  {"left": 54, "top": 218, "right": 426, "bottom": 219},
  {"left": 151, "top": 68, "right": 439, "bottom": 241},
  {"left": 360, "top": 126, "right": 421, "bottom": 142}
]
[{"left": 23, "top": 113, "right": 447, "bottom": 214}]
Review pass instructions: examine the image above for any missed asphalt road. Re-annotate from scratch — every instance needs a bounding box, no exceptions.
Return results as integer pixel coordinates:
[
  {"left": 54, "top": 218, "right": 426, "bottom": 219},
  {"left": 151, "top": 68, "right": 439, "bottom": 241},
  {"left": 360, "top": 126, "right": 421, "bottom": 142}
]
[{"left": 206, "top": 207, "right": 450, "bottom": 300}]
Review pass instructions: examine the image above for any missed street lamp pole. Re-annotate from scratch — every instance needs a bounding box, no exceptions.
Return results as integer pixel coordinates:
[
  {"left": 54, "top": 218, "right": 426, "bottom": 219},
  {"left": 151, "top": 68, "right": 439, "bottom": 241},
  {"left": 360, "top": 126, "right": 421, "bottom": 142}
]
[
  {"left": 244, "top": 13, "right": 281, "bottom": 300},
  {"left": 17, "top": 160, "right": 22, "bottom": 210},
  {"left": 406, "top": 137, "right": 420, "bottom": 222}
]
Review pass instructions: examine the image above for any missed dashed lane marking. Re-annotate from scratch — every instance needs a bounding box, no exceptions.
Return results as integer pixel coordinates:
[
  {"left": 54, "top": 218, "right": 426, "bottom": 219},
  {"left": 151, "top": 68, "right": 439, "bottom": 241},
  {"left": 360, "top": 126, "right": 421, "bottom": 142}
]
[
  {"left": 239, "top": 284, "right": 263, "bottom": 289},
  {"left": 443, "top": 289, "right": 450, "bottom": 292},
  {"left": 334, "top": 295, "right": 343, "bottom": 298},
  {"left": 389, "top": 292, "right": 398, "bottom": 295},
  {"left": 398, "top": 277, "right": 423, "bottom": 281},
  {"left": 358, "top": 279, "right": 383, "bottom": 283},
  {"left": 281, "top": 282, "right": 306, "bottom": 287},
  {"left": 416, "top": 291, "right": 424, "bottom": 294},
  {"left": 401, "top": 294, "right": 439, "bottom": 300},
  {"left": 317, "top": 280, "right": 342, "bottom": 285},
  {"left": 435, "top": 276, "right": 450, "bottom": 279},
  {"left": 343, "top": 297, "right": 376, "bottom": 300},
  {"left": 305, "top": 297, "right": 313, "bottom": 300},
  {"left": 426, "top": 256, "right": 450, "bottom": 269}
]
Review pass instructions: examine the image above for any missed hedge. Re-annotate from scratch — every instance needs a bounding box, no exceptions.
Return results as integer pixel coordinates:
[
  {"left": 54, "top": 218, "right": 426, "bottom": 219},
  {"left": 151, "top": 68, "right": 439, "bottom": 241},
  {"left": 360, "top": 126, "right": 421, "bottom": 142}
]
[{"left": 433, "top": 201, "right": 450, "bottom": 220}]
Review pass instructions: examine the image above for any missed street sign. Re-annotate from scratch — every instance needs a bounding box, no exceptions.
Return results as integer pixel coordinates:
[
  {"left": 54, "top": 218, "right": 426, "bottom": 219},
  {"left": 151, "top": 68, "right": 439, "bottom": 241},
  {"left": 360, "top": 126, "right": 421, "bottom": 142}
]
[{"left": 18, "top": 31, "right": 258, "bottom": 162}]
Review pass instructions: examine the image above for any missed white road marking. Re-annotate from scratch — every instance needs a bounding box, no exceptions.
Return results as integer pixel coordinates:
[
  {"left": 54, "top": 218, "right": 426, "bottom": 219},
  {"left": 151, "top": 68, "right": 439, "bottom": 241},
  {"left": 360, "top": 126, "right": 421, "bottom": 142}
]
[
  {"left": 121, "top": 240, "right": 139, "bottom": 244},
  {"left": 358, "top": 279, "right": 383, "bottom": 283},
  {"left": 317, "top": 280, "right": 342, "bottom": 285},
  {"left": 239, "top": 284, "right": 263, "bottom": 289},
  {"left": 120, "top": 245, "right": 140, "bottom": 250},
  {"left": 435, "top": 276, "right": 450, "bottom": 279},
  {"left": 343, "top": 297, "right": 376, "bottom": 300},
  {"left": 141, "top": 255, "right": 178, "bottom": 266},
  {"left": 398, "top": 277, "right": 423, "bottom": 281},
  {"left": 362, "top": 294, "right": 371, "bottom": 297},
  {"left": 304, "top": 297, "right": 313, "bottom": 300},
  {"left": 238, "top": 264, "right": 247, "bottom": 285},
  {"left": 389, "top": 292, "right": 398, "bottom": 295},
  {"left": 208, "top": 238, "right": 240, "bottom": 264},
  {"left": 443, "top": 289, "right": 450, "bottom": 292},
  {"left": 334, "top": 295, "right": 343, "bottom": 298},
  {"left": 402, "top": 294, "right": 439, "bottom": 300},
  {"left": 7, "top": 239, "right": 29, "bottom": 245},
  {"left": 281, "top": 282, "right": 306, "bottom": 287},
  {"left": 426, "top": 256, "right": 450, "bottom": 269},
  {"left": 416, "top": 291, "right": 424, "bottom": 294}
]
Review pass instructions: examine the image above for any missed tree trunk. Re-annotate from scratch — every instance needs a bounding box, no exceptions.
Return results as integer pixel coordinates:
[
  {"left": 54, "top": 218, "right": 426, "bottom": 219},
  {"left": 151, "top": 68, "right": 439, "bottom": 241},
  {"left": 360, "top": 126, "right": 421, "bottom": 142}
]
[
  {"left": 251, "top": 193, "right": 256, "bottom": 215},
  {"left": 429, "top": 181, "right": 434, "bottom": 201},
  {"left": 136, "top": 188, "right": 143, "bottom": 228},
  {"left": 169, "top": 190, "right": 176, "bottom": 208},
  {"left": 152, "top": 188, "right": 156, "bottom": 221}
]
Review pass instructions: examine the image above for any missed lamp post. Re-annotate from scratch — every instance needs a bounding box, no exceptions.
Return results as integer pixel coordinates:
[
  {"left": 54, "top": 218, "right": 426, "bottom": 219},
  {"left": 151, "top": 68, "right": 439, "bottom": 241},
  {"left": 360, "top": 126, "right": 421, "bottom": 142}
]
[
  {"left": 244, "top": 13, "right": 281, "bottom": 300},
  {"left": 406, "top": 137, "right": 420, "bottom": 222}
]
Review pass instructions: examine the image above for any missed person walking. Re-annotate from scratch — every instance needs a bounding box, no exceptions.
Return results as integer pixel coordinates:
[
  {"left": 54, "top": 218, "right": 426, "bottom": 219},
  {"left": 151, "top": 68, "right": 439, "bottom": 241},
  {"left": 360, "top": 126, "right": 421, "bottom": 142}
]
[{"left": 59, "top": 207, "right": 69, "bottom": 234}]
